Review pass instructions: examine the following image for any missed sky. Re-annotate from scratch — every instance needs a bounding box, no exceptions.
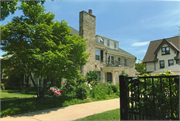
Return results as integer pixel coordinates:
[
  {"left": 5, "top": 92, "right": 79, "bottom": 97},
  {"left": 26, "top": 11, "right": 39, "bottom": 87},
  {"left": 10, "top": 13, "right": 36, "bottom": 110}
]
[{"left": 0, "top": 0, "right": 180, "bottom": 62}]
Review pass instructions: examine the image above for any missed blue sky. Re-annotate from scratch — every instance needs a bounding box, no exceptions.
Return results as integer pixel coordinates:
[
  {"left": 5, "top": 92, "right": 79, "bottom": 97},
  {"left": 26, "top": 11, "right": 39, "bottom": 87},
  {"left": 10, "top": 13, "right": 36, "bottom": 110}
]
[{"left": 1, "top": 0, "right": 180, "bottom": 61}]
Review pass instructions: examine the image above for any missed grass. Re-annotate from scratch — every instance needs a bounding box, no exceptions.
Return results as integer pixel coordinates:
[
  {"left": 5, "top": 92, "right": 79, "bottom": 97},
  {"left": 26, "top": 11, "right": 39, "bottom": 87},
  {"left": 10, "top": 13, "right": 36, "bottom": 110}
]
[
  {"left": 76, "top": 108, "right": 120, "bottom": 120},
  {"left": 1, "top": 90, "right": 36, "bottom": 100},
  {"left": 1, "top": 92, "right": 119, "bottom": 118}
]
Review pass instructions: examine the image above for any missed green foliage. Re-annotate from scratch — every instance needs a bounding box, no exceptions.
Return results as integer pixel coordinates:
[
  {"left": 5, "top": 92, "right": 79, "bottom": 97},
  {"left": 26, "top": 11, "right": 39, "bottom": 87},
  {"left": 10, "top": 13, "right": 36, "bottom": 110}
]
[
  {"left": 90, "top": 82, "right": 114, "bottom": 100},
  {"left": 1, "top": 1, "right": 89, "bottom": 98},
  {"left": 75, "top": 83, "right": 90, "bottom": 99},
  {"left": 1, "top": 83, "right": 5, "bottom": 90},
  {"left": 121, "top": 70, "right": 128, "bottom": 76},
  {"left": 135, "top": 59, "right": 146, "bottom": 74},
  {"left": 128, "top": 70, "right": 179, "bottom": 119},
  {"left": 86, "top": 71, "right": 99, "bottom": 83},
  {"left": 4, "top": 74, "right": 21, "bottom": 90},
  {"left": 1, "top": 1, "right": 18, "bottom": 21}
]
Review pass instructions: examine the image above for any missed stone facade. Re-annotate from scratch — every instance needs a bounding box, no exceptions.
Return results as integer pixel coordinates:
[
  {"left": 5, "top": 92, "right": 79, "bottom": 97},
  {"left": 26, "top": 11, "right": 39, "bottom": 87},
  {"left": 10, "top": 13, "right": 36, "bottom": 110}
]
[{"left": 79, "top": 10, "right": 136, "bottom": 84}]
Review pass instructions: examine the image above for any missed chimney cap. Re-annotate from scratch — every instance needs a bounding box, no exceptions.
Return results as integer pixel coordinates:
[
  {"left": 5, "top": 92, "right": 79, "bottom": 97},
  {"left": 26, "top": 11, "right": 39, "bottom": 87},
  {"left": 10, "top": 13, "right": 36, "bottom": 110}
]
[{"left": 88, "top": 9, "right": 92, "bottom": 14}]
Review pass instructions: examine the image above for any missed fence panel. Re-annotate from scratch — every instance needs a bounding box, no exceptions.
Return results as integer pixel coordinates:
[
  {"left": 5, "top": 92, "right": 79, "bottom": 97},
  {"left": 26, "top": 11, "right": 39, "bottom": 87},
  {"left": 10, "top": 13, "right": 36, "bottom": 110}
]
[{"left": 119, "top": 75, "right": 179, "bottom": 120}]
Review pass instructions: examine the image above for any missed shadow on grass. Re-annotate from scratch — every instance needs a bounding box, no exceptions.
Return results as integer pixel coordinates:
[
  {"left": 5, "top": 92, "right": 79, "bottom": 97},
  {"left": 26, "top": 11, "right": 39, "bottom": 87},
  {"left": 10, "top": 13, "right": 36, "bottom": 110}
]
[{"left": 1, "top": 94, "right": 75, "bottom": 118}]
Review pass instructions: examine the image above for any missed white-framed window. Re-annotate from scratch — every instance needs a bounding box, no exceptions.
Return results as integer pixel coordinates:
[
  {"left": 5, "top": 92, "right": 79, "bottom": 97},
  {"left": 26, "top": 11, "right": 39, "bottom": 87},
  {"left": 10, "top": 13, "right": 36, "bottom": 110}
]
[
  {"left": 95, "top": 49, "right": 100, "bottom": 61},
  {"left": 114, "top": 42, "right": 116, "bottom": 48},
  {"left": 107, "top": 40, "right": 110, "bottom": 47},
  {"left": 100, "top": 38, "right": 104, "bottom": 45}
]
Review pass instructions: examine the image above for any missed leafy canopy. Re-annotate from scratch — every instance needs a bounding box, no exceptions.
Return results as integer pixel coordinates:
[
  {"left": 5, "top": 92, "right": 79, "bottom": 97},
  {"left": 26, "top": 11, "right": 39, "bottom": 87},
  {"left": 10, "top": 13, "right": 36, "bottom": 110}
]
[
  {"left": 1, "top": 1, "right": 90, "bottom": 98},
  {"left": 135, "top": 59, "right": 146, "bottom": 74}
]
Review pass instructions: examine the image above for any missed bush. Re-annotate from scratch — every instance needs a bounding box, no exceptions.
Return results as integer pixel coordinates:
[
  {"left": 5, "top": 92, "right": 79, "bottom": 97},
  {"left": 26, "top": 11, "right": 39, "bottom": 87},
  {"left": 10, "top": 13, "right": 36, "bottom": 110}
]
[
  {"left": 90, "top": 82, "right": 113, "bottom": 100},
  {"left": 75, "top": 83, "right": 89, "bottom": 99},
  {"left": 121, "top": 70, "right": 128, "bottom": 76},
  {"left": 1, "top": 83, "right": 5, "bottom": 90},
  {"left": 86, "top": 71, "right": 98, "bottom": 83}
]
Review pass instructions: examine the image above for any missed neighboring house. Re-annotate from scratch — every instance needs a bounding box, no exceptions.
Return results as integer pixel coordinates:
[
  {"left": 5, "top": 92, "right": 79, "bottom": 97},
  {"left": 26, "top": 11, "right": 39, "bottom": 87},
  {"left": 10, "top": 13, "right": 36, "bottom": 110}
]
[
  {"left": 1, "top": 9, "right": 136, "bottom": 86},
  {"left": 143, "top": 36, "right": 180, "bottom": 75}
]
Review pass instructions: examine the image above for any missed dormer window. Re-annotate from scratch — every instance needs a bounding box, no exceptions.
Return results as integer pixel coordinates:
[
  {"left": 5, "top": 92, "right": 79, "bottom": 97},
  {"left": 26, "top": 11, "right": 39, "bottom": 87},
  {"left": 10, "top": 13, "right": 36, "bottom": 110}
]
[
  {"left": 107, "top": 40, "right": 110, "bottom": 47},
  {"left": 161, "top": 47, "right": 170, "bottom": 55},
  {"left": 114, "top": 42, "right": 116, "bottom": 48},
  {"left": 100, "top": 38, "right": 104, "bottom": 45}
]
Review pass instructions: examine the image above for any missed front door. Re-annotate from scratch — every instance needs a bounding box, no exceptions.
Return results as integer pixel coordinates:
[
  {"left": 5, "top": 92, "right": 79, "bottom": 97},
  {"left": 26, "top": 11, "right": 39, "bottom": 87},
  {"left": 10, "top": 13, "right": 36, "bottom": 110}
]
[{"left": 107, "top": 72, "right": 112, "bottom": 83}]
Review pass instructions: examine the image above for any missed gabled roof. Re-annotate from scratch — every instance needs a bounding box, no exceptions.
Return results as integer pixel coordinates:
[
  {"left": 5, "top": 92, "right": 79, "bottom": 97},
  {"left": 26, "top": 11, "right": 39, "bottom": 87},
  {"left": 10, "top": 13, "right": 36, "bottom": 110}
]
[
  {"left": 69, "top": 26, "right": 79, "bottom": 35},
  {"left": 143, "top": 36, "right": 180, "bottom": 63}
]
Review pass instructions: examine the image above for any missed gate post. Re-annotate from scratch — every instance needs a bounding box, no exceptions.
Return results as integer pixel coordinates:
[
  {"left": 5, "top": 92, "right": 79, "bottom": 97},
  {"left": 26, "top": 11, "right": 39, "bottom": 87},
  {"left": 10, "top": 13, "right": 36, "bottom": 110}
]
[{"left": 119, "top": 74, "right": 128, "bottom": 120}]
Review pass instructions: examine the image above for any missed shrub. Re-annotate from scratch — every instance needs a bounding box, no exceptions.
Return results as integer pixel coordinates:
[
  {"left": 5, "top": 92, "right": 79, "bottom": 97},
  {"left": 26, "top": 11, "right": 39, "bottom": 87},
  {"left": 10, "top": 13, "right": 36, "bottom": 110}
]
[
  {"left": 110, "top": 84, "right": 119, "bottom": 93},
  {"left": 90, "top": 82, "right": 113, "bottom": 100},
  {"left": 121, "top": 70, "right": 128, "bottom": 76},
  {"left": 75, "top": 83, "right": 89, "bottom": 99},
  {"left": 1, "top": 83, "right": 5, "bottom": 90},
  {"left": 86, "top": 71, "right": 98, "bottom": 83}
]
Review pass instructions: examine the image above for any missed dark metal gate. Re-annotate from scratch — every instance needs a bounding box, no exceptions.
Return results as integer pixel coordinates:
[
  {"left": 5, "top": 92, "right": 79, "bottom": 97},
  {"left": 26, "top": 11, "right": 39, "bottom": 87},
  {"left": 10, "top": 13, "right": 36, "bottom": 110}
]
[{"left": 119, "top": 74, "right": 179, "bottom": 120}]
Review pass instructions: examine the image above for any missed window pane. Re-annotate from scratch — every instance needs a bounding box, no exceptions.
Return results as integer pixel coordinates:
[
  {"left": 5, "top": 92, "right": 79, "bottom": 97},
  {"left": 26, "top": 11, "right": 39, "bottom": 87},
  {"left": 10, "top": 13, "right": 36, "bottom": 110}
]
[
  {"left": 166, "top": 47, "right": 170, "bottom": 54},
  {"left": 100, "top": 38, "right": 104, "bottom": 45},
  {"left": 96, "top": 55, "right": 99, "bottom": 60},
  {"left": 168, "top": 60, "right": 173, "bottom": 66},
  {"left": 114, "top": 42, "right": 116, "bottom": 48},
  {"left": 124, "top": 59, "right": 127, "bottom": 66},
  {"left": 95, "top": 49, "right": 100, "bottom": 55},
  {"left": 107, "top": 40, "right": 109, "bottom": 47},
  {"left": 160, "top": 60, "right": 164, "bottom": 68},
  {"left": 118, "top": 58, "right": 121, "bottom": 65}
]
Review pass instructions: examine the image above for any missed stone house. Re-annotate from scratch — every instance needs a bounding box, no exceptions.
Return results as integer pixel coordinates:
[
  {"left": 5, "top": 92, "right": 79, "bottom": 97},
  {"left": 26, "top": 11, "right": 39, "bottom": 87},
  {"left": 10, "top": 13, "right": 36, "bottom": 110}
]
[
  {"left": 143, "top": 36, "right": 180, "bottom": 75},
  {"left": 72, "top": 9, "right": 136, "bottom": 84}
]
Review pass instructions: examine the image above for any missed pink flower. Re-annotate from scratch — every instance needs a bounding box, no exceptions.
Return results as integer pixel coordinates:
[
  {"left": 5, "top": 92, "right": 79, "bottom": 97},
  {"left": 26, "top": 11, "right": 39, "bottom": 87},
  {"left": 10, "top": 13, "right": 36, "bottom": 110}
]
[{"left": 60, "top": 90, "right": 63, "bottom": 93}]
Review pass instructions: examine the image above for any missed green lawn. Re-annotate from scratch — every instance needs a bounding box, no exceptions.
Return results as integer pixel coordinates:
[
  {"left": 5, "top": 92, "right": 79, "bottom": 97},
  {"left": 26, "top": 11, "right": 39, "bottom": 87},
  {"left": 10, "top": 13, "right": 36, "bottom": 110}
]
[
  {"left": 1, "top": 90, "right": 37, "bottom": 100},
  {"left": 75, "top": 108, "right": 120, "bottom": 120},
  {"left": 1, "top": 91, "right": 119, "bottom": 118}
]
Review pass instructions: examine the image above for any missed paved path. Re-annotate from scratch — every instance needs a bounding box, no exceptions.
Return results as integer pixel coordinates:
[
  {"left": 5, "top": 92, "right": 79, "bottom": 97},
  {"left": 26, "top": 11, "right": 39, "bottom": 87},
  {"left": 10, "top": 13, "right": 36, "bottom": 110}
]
[{"left": 1, "top": 98, "right": 120, "bottom": 121}]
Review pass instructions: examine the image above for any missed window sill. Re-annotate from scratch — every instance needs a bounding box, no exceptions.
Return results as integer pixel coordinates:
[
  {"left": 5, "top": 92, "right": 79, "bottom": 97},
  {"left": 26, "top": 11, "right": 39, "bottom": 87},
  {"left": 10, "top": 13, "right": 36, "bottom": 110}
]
[{"left": 161, "top": 53, "right": 170, "bottom": 55}]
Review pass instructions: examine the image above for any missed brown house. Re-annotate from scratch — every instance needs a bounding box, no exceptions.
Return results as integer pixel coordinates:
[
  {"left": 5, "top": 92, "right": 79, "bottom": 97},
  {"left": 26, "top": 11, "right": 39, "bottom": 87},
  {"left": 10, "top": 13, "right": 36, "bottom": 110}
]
[{"left": 143, "top": 36, "right": 180, "bottom": 75}]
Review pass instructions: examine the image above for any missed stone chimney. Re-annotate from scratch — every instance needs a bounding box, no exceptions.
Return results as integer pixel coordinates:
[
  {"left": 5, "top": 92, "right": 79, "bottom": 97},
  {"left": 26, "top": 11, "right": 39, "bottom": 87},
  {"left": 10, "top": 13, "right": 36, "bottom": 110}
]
[{"left": 79, "top": 9, "right": 96, "bottom": 76}]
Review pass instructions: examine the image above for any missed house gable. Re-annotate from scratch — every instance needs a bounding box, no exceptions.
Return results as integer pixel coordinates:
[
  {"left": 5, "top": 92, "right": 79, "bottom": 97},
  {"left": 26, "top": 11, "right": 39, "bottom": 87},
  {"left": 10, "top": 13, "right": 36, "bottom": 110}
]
[
  {"left": 143, "top": 36, "right": 180, "bottom": 63},
  {"left": 154, "top": 39, "right": 178, "bottom": 55}
]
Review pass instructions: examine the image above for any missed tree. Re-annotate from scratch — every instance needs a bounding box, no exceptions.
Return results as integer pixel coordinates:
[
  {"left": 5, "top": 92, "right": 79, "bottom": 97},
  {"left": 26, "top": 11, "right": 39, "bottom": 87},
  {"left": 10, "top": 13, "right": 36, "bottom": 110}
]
[
  {"left": 1, "top": 1, "right": 18, "bottom": 21},
  {"left": 0, "top": 0, "right": 59, "bottom": 21},
  {"left": 1, "top": 1, "right": 90, "bottom": 98},
  {"left": 135, "top": 59, "right": 146, "bottom": 74}
]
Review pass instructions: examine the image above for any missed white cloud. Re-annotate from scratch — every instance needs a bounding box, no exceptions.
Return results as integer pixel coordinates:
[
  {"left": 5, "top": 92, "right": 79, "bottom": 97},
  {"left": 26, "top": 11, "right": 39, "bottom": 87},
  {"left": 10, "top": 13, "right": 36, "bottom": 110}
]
[{"left": 131, "top": 41, "right": 150, "bottom": 46}]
